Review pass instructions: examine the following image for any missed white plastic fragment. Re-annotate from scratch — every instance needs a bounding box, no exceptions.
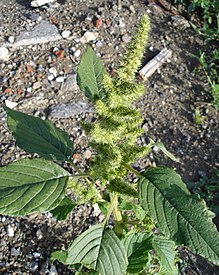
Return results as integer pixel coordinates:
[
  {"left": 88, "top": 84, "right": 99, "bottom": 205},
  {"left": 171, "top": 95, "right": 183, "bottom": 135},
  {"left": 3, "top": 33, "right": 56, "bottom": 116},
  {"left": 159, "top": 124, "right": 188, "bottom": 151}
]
[{"left": 139, "top": 48, "right": 172, "bottom": 80}]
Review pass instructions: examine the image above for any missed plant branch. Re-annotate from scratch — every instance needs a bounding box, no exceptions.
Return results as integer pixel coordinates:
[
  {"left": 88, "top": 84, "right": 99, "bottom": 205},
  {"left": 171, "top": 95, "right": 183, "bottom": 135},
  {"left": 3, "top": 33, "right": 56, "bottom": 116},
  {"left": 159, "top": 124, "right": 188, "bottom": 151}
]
[{"left": 123, "top": 163, "right": 142, "bottom": 178}]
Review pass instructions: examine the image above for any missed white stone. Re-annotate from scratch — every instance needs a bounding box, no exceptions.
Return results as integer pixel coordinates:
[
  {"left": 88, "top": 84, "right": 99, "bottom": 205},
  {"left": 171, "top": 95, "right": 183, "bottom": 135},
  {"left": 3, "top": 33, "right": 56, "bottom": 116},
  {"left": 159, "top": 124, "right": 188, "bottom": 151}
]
[
  {"left": 0, "top": 47, "right": 10, "bottom": 61},
  {"left": 50, "top": 265, "right": 58, "bottom": 275},
  {"left": 36, "top": 229, "right": 43, "bottom": 239},
  {"left": 5, "top": 100, "right": 18, "bottom": 109},
  {"left": 7, "top": 225, "right": 14, "bottom": 237},
  {"left": 48, "top": 74, "right": 54, "bottom": 81},
  {"left": 33, "top": 252, "right": 41, "bottom": 258},
  {"left": 96, "top": 41, "right": 103, "bottom": 47},
  {"left": 61, "top": 30, "right": 71, "bottom": 39},
  {"left": 8, "top": 36, "right": 15, "bottom": 43},
  {"left": 74, "top": 49, "right": 81, "bottom": 58},
  {"left": 56, "top": 76, "right": 64, "bottom": 83},
  {"left": 26, "top": 87, "right": 32, "bottom": 93},
  {"left": 33, "top": 82, "right": 41, "bottom": 90},
  {"left": 49, "top": 67, "right": 57, "bottom": 77},
  {"left": 31, "top": 0, "right": 56, "bottom": 7},
  {"left": 80, "top": 31, "right": 98, "bottom": 44}
]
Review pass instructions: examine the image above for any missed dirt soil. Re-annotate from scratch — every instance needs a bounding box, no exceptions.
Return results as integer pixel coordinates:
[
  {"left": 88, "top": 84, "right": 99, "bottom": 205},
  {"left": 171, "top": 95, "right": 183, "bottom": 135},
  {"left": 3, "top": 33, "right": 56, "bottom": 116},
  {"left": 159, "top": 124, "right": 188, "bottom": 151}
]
[{"left": 0, "top": 0, "right": 219, "bottom": 274}]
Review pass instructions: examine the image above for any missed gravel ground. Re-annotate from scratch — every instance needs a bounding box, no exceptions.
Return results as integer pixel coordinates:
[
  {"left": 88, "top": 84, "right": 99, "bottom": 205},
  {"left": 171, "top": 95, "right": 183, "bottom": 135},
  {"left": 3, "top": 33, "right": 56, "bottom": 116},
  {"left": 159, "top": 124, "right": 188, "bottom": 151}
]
[{"left": 0, "top": 0, "right": 219, "bottom": 273}]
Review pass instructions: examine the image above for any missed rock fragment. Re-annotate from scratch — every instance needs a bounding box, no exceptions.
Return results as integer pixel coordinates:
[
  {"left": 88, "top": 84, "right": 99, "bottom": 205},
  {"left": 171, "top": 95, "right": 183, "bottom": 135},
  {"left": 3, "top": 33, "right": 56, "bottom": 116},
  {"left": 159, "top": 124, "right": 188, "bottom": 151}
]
[
  {"left": 11, "top": 21, "right": 61, "bottom": 47},
  {"left": 48, "top": 102, "right": 94, "bottom": 118},
  {"left": 6, "top": 225, "right": 14, "bottom": 237},
  {"left": 0, "top": 47, "right": 10, "bottom": 61},
  {"left": 80, "top": 31, "right": 98, "bottom": 44},
  {"left": 31, "top": 0, "right": 56, "bottom": 7}
]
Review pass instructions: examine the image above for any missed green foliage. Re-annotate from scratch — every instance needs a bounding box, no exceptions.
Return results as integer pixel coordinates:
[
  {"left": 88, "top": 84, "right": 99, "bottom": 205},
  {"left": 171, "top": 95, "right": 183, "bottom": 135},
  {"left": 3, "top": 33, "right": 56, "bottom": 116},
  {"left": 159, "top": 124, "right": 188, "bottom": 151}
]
[
  {"left": 52, "top": 224, "right": 128, "bottom": 274},
  {"left": 194, "top": 107, "right": 205, "bottom": 125},
  {"left": 0, "top": 158, "right": 69, "bottom": 216},
  {"left": 195, "top": 50, "right": 219, "bottom": 109},
  {"left": 189, "top": 171, "right": 219, "bottom": 215},
  {"left": 50, "top": 196, "right": 76, "bottom": 220},
  {"left": 77, "top": 47, "right": 106, "bottom": 101},
  {"left": 152, "top": 237, "right": 178, "bottom": 275},
  {"left": 122, "top": 232, "right": 153, "bottom": 273},
  {"left": 4, "top": 106, "right": 74, "bottom": 161},
  {"left": 139, "top": 167, "right": 219, "bottom": 265},
  {"left": 1, "top": 14, "right": 219, "bottom": 274}
]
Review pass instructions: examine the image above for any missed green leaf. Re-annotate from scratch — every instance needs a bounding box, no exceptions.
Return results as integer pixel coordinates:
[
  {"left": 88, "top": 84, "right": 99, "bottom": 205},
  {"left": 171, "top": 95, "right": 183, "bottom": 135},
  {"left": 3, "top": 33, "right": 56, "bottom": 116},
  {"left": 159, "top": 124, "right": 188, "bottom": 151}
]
[
  {"left": 77, "top": 47, "right": 105, "bottom": 101},
  {"left": 155, "top": 141, "right": 180, "bottom": 162},
  {"left": 65, "top": 224, "right": 128, "bottom": 274},
  {"left": 0, "top": 158, "right": 69, "bottom": 216},
  {"left": 153, "top": 237, "right": 178, "bottom": 275},
  {"left": 50, "top": 196, "right": 76, "bottom": 220},
  {"left": 4, "top": 106, "right": 74, "bottom": 161},
  {"left": 122, "top": 232, "right": 153, "bottom": 274},
  {"left": 139, "top": 167, "right": 219, "bottom": 265},
  {"left": 51, "top": 250, "right": 68, "bottom": 265}
]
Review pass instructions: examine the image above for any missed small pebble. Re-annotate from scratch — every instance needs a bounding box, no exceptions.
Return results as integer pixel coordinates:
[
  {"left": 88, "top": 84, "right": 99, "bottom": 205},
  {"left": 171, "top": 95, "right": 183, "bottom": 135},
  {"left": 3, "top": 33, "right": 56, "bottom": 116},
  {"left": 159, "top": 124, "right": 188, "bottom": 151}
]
[
  {"left": 93, "top": 17, "right": 102, "bottom": 28},
  {"left": 36, "top": 229, "right": 43, "bottom": 239},
  {"left": 56, "top": 76, "right": 64, "bottom": 83},
  {"left": 33, "top": 252, "right": 41, "bottom": 258},
  {"left": 8, "top": 36, "right": 15, "bottom": 43},
  {"left": 122, "top": 33, "right": 131, "bottom": 43},
  {"left": 50, "top": 264, "right": 58, "bottom": 275},
  {"left": 0, "top": 47, "right": 10, "bottom": 61},
  {"left": 61, "top": 30, "right": 71, "bottom": 39},
  {"left": 74, "top": 49, "right": 81, "bottom": 58},
  {"left": 11, "top": 247, "right": 20, "bottom": 256},
  {"left": 32, "top": 82, "right": 41, "bottom": 90},
  {"left": 49, "top": 67, "right": 57, "bottom": 77},
  {"left": 80, "top": 31, "right": 98, "bottom": 43},
  {"left": 84, "top": 149, "right": 92, "bottom": 159},
  {"left": 48, "top": 74, "right": 55, "bottom": 81},
  {"left": 29, "top": 259, "right": 38, "bottom": 272},
  {"left": 96, "top": 41, "right": 103, "bottom": 47},
  {"left": 7, "top": 225, "right": 14, "bottom": 237},
  {"left": 31, "top": 0, "right": 55, "bottom": 7}
]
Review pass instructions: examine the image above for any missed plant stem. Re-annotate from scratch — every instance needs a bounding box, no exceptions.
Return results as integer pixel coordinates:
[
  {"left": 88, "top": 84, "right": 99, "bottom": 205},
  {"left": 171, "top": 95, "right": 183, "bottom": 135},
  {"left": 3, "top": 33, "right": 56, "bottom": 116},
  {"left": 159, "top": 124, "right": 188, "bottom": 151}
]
[
  {"left": 112, "top": 193, "right": 123, "bottom": 236},
  {"left": 103, "top": 192, "right": 123, "bottom": 235},
  {"left": 123, "top": 163, "right": 142, "bottom": 178},
  {"left": 103, "top": 193, "right": 116, "bottom": 226}
]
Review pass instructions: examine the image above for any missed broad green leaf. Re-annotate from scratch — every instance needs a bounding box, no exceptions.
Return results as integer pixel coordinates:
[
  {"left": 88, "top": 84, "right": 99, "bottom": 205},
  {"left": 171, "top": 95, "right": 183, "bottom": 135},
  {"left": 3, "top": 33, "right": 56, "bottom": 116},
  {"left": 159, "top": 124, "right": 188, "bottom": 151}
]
[
  {"left": 139, "top": 167, "right": 219, "bottom": 265},
  {"left": 4, "top": 106, "right": 74, "bottom": 161},
  {"left": 50, "top": 196, "right": 76, "bottom": 220},
  {"left": 153, "top": 237, "right": 178, "bottom": 275},
  {"left": 77, "top": 47, "right": 105, "bottom": 101},
  {"left": 0, "top": 158, "right": 69, "bottom": 216},
  {"left": 66, "top": 224, "right": 128, "bottom": 274},
  {"left": 122, "top": 232, "right": 153, "bottom": 274}
]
